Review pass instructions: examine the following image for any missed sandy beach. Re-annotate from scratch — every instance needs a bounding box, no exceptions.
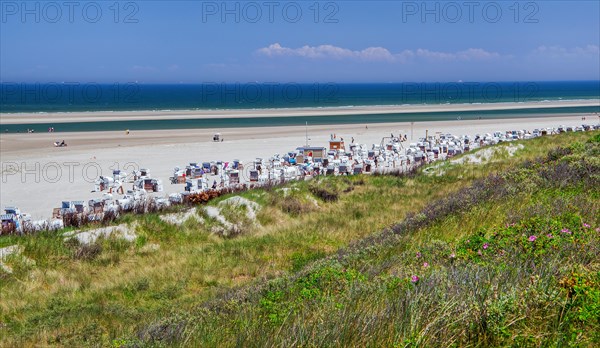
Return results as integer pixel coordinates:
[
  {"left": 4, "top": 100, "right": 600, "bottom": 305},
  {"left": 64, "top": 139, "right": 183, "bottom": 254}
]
[
  {"left": 1, "top": 111, "right": 596, "bottom": 220},
  {"left": 1, "top": 100, "right": 598, "bottom": 124}
]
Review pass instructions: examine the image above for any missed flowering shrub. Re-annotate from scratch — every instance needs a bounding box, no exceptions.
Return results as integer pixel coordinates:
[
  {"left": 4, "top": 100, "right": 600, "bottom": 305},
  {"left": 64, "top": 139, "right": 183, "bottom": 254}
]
[{"left": 455, "top": 214, "right": 594, "bottom": 263}]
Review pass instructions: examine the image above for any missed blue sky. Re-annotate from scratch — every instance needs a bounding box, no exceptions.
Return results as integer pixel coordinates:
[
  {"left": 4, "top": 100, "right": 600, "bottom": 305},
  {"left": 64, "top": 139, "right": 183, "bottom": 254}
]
[{"left": 1, "top": 0, "right": 599, "bottom": 83}]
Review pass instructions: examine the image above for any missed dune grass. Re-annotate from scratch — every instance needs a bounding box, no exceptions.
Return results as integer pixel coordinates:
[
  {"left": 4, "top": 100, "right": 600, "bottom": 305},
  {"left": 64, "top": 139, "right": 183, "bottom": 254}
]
[{"left": 0, "top": 131, "right": 598, "bottom": 347}]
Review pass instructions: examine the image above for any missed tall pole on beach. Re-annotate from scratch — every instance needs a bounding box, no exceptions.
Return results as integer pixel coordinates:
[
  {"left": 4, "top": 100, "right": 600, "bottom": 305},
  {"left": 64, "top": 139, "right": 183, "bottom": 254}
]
[
  {"left": 305, "top": 121, "right": 309, "bottom": 146},
  {"left": 411, "top": 122, "right": 414, "bottom": 141}
]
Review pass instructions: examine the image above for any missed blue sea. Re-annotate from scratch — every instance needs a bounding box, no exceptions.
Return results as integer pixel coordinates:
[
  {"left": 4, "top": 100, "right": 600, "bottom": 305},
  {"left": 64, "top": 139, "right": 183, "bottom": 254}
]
[{"left": 1, "top": 81, "right": 599, "bottom": 132}]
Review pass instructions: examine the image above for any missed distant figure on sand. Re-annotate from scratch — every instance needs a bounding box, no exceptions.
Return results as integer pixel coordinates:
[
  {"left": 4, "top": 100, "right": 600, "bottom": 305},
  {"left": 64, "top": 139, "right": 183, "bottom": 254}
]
[{"left": 125, "top": 129, "right": 130, "bottom": 135}]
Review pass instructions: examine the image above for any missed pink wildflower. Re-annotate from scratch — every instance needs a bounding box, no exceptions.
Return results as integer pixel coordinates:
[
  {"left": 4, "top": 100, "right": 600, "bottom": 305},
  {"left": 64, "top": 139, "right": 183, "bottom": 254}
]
[
  {"left": 477, "top": 250, "right": 482, "bottom": 256},
  {"left": 528, "top": 235, "right": 537, "bottom": 242},
  {"left": 450, "top": 253, "right": 456, "bottom": 259},
  {"left": 483, "top": 243, "right": 489, "bottom": 250},
  {"left": 416, "top": 252, "right": 422, "bottom": 258},
  {"left": 561, "top": 228, "right": 572, "bottom": 235},
  {"left": 547, "top": 233, "right": 553, "bottom": 239},
  {"left": 411, "top": 275, "right": 419, "bottom": 283},
  {"left": 583, "top": 223, "right": 590, "bottom": 228}
]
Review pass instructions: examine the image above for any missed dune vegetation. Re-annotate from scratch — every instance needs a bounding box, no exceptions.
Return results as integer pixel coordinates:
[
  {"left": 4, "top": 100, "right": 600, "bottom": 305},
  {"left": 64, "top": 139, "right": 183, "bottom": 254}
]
[{"left": 1, "top": 131, "right": 599, "bottom": 347}]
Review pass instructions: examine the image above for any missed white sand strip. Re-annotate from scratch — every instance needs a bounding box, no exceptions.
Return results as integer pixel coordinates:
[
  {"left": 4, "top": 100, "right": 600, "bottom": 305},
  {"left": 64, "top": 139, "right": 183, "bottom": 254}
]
[{"left": 1, "top": 100, "right": 598, "bottom": 124}]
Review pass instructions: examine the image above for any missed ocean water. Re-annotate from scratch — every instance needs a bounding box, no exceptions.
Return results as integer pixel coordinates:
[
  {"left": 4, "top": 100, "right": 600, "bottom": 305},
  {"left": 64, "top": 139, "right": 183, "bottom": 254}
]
[
  {"left": 1, "top": 81, "right": 599, "bottom": 132},
  {"left": 2, "top": 81, "right": 599, "bottom": 113}
]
